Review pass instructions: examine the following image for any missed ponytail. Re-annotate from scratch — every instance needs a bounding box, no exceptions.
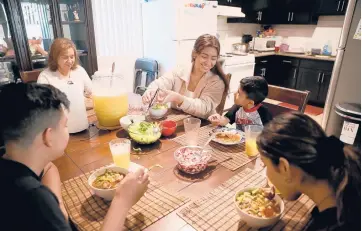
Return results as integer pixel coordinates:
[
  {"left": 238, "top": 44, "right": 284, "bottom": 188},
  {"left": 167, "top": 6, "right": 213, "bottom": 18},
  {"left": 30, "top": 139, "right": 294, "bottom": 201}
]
[{"left": 332, "top": 146, "right": 361, "bottom": 227}]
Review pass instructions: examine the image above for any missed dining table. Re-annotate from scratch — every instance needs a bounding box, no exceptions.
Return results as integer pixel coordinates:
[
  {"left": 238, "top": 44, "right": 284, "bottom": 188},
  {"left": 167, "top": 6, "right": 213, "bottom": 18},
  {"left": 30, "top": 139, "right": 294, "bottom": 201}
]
[{"left": 54, "top": 109, "right": 315, "bottom": 231}]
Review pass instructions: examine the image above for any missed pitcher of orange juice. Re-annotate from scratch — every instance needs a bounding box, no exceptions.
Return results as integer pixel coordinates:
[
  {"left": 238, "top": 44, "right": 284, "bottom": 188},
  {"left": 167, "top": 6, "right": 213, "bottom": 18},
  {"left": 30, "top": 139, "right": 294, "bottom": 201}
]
[{"left": 92, "top": 71, "right": 128, "bottom": 129}]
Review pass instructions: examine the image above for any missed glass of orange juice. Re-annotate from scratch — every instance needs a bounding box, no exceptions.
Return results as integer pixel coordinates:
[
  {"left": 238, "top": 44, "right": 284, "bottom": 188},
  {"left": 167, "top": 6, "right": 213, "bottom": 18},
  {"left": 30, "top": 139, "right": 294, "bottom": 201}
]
[
  {"left": 109, "top": 138, "right": 131, "bottom": 169},
  {"left": 245, "top": 125, "right": 263, "bottom": 157}
]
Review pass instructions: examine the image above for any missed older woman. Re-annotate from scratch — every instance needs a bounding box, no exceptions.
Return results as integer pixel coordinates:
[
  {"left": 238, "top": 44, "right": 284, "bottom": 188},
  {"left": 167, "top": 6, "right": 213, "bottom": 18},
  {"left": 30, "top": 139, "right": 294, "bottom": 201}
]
[
  {"left": 142, "top": 34, "right": 228, "bottom": 119},
  {"left": 37, "top": 38, "right": 92, "bottom": 133}
]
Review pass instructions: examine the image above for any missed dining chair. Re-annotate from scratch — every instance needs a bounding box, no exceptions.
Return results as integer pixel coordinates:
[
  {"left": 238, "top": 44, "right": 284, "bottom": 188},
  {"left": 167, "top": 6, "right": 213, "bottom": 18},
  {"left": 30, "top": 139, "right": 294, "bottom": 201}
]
[
  {"left": 216, "top": 73, "right": 232, "bottom": 115},
  {"left": 265, "top": 85, "right": 310, "bottom": 117},
  {"left": 20, "top": 69, "right": 44, "bottom": 83}
]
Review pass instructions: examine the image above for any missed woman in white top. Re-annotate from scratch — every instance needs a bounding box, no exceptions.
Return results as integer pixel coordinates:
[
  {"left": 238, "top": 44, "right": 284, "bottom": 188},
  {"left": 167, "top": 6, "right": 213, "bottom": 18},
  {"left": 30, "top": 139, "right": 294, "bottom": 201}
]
[{"left": 37, "top": 38, "right": 92, "bottom": 133}]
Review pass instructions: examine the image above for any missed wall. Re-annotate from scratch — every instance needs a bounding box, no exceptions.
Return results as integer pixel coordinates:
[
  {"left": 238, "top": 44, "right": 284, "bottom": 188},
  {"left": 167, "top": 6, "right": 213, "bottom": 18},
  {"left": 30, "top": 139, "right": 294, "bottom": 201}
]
[
  {"left": 217, "top": 16, "right": 345, "bottom": 56},
  {"left": 274, "top": 16, "right": 345, "bottom": 55},
  {"left": 217, "top": 16, "right": 260, "bottom": 53}
]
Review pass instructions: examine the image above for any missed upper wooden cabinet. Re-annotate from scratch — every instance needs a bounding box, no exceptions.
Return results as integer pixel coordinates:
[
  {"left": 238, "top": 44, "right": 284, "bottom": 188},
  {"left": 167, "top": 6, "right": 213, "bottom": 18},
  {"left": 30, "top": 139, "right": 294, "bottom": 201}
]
[
  {"left": 317, "top": 0, "right": 348, "bottom": 15},
  {"left": 228, "top": 0, "right": 345, "bottom": 24}
]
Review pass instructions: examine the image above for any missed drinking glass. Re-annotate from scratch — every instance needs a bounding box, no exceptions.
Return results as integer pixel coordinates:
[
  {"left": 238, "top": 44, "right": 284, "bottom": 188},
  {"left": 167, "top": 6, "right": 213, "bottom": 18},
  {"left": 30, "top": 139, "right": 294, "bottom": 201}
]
[
  {"left": 183, "top": 118, "right": 201, "bottom": 146},
  {"left": 109, "top": 138, "right": 131, "bottom": 169},
  {"left": 245, "top": 125, "right": 263, "bottom": 157}
]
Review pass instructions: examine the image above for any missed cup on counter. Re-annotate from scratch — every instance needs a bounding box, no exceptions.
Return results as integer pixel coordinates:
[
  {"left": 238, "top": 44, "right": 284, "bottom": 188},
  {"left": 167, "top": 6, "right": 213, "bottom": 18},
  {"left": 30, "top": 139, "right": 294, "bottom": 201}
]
[
  {"left": 274, "top": 46, "right": 280, "bottom": 52},
  {"left": 183, "top": 118, "right": 201, "bottom": 146},
  {"left": 109, "top": 138, "right": 131, "bottom": 169},
  {"left": 245, "top": 125, "right": 263, "bottom": 157}
]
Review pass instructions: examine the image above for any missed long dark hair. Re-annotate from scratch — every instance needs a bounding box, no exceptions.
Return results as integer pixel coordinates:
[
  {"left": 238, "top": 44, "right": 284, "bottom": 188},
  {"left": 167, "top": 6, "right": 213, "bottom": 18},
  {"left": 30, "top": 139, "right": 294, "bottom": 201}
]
[
  {"left": 257, "top": 112, "right": 361, "bottom": 227},
  {"left": 192, "top": 34, "right": 229, "bottom": 92}
]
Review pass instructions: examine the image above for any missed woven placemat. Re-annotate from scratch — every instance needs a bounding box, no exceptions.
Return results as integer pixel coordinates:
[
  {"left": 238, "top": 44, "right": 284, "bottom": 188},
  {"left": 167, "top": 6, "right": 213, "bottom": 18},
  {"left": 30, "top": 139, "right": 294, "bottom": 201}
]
[
  {"left": 62, "top": 168, "right": 190, "bottom": 231},
  {"left": 173, "top": 125, "right": 257, "bottom": 171},
  {"left": 177, "top": 168, "right": 315, "bottom": 231}
]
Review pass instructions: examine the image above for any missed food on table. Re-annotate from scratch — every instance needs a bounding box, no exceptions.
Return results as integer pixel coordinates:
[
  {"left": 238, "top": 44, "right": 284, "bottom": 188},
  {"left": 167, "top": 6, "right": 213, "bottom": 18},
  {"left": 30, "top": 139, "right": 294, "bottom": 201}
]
[
  {"left": 92, "top": 170, "right": 125, "bottom": 189},
  {"left": 152, "top": 103, "right": 168, "bottom": 110},
  {"left": 215, "top": 132, "right": 241, "bottom": 143},
  {"left": 128, "top": 121, "right": 161, "bottom": 144},
  {"left": 236, "top": 188, "right": 281, "bottom": 218},
  {"left": 161, "top": 120, "right": 177, "bottom": 137},
  {"left": 174, "top": 146, "right": 211, "bottom": 174}
]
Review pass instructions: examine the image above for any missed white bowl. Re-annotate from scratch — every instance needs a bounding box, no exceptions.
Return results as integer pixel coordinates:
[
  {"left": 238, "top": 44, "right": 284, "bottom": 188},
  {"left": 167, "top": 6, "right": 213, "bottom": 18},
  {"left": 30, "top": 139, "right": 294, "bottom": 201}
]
[
  {"left": 234, "top": 187, "right": 285, "bottom": 228},
  {"left": 119, "top": 115, "right": 145, "bottom": 130},
  {"left": 149, "top": 105, "right": 168, "bottom": 119},
  {"left": 88, "top": 166, "right": 128, "bottom": 201}
]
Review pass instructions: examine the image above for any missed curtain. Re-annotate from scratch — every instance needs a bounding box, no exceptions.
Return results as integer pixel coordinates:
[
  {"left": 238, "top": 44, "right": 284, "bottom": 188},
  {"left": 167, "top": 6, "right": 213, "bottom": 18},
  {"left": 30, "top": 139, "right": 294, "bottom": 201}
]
[{"left": 91, "top": 0, "right": 143, "bottom": 57}]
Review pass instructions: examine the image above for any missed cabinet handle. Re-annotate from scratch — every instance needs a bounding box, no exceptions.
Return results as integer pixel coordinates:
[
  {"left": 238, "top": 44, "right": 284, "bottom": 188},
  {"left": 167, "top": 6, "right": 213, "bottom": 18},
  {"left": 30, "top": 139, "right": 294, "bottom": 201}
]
[
  {"left": 264, "top": 68, "right": 267, "bottom": 76},
  {"left": 288, "top": 12, "right": 290, "bottom": 21},
  {"left": 291, "top": 12, "right": 294, "bottom": 21},
  {"left": 341, "top": 1, "right": 345, "bottom": 11},
  {"left": 317, "top": 73, "right": 321, "bottom": 83},
  {"left": 283, "top": 60, "right": 292, "bottom": 63},
  {"left": 260, "top": 11, "right": 262, "bottom": 21},
  {"left": 337, "top": 1, "right": 341, "bottom": 11},
  {"left": 321, "top": 73, "right": 325, "bottom": 83},
  {"left": 293, "top": 69, "right": 297, "bottom": 79},
  {"left": 260, "top": 60, "right": 268, "bottom": 63}
]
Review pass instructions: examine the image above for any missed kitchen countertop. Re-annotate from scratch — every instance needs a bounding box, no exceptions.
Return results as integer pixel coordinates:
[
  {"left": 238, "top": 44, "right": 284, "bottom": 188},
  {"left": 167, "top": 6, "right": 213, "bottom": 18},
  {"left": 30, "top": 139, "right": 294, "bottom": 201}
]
[{"left": 253, "top": 51, "right": 336, "bottom": 62}]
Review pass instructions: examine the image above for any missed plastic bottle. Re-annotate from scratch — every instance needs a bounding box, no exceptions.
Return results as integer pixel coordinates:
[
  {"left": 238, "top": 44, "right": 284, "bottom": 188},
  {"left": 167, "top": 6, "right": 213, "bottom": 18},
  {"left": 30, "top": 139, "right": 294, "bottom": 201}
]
[{"left": 322, "top": 40, "right": 332, "bottom": 56}]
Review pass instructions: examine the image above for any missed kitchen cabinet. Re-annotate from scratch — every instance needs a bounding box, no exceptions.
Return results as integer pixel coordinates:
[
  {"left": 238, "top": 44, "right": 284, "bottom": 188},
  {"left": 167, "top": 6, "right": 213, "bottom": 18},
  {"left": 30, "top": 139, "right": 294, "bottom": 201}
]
[
  {"left": 217, "top": 0, "right": 241, "bottom": 7},
  {"left": 317, "top": 0, "right": 348, "bottom": 15},
  {"left": 296, "top": 61, "right": 333, "bottom": 105},
  {"left": 228, "top": 0, "right": 318, "bottom": 24},
  {"left": 254, "top": 56, "right": 276, "bottom": 85},
  {"left": 275, "top": 0, "right": 318, "bottom": 24},
  {"left": 296, "top": 68, "right": 321, "bottom": 101},
  {"left": 276, "top": 57, "right": 300, "bottom": 88},
  {"left": 318, "top": 71, "right": 332, "bottom": 103}
]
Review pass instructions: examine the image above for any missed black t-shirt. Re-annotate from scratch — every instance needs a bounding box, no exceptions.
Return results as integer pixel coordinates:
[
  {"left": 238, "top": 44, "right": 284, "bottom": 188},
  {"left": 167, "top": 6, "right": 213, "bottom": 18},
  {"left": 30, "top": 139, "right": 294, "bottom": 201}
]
[
  {"left": 304, "top": 207, "right": 360, "bottom": 231},
  {"left": 0, "top": 158, "right": 73, "bottom": 231},
  {"left": 225, "top": 104, "right": 272, "bottom": 131}
]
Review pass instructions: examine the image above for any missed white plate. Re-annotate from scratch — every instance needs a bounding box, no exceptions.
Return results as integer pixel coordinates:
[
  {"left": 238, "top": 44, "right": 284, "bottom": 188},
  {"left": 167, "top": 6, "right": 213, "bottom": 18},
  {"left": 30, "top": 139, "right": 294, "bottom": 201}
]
[{"left": 211, "top": 127, "right": 245, "bottom": 145}]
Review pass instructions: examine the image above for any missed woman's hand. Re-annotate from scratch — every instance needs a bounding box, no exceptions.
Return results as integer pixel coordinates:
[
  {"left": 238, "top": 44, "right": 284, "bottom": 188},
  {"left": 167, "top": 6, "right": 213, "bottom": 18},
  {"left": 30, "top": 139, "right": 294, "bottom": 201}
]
[
  {"left": 114, "top": 168, "right": 149, "bottom": 210},
  {"left": 160, "top": 89, "right": 184, "bottom": 106}
]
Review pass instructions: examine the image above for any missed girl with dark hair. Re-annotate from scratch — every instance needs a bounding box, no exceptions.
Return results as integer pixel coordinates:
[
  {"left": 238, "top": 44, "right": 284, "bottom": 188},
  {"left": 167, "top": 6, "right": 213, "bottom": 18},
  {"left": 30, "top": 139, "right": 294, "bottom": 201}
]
[
  {"left": 257, "top": 112, "right": 361, "bottom": 230},
  {"left": 142, "top": 34, "right": 228, "bottom": 119}
]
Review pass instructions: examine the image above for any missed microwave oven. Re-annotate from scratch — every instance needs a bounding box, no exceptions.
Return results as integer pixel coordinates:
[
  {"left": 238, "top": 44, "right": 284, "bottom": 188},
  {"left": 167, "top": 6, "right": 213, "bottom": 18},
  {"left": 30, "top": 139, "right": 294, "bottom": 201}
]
[{"left": 252, "top": 37, "right": 277, "bottom": 51}]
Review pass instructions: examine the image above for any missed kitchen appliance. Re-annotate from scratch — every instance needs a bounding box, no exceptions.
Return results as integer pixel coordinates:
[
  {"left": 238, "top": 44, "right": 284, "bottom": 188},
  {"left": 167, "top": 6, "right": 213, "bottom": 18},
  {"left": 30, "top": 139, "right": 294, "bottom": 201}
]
[
  {"left": 322, "top": 0, "right": 361, "bottom": 146},
  {"left": 252, "top": 37, "right": 277, "bottom": 51},
  {"left": 222, "top": 54, "right": 255, "bottom": 110},
  {"left": 142, "top": 0, "right": 218, "bottom": 74}
]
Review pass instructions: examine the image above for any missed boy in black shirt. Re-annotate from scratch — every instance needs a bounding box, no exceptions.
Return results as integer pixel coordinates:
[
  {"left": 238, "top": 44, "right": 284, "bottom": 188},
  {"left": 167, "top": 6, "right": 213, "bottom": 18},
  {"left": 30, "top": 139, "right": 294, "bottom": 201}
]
[
  {"left": 209, "top": 76, "right": 272, "bottom": 130},
  {"left": 0, "top": 83, "right": 149, "bottom": 231}
]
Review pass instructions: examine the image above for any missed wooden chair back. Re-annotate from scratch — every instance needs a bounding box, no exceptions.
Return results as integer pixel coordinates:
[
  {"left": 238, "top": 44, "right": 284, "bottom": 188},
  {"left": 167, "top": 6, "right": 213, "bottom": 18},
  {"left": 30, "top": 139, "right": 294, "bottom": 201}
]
[
  {"left": 216, "top": 73, "right": 231, "bottom": 115},
  {"left": 20, "top": 69, "right": 43, "bottom": 83},
  {"left": 265, "top": 85, "right": 310, "bottom": 117}
]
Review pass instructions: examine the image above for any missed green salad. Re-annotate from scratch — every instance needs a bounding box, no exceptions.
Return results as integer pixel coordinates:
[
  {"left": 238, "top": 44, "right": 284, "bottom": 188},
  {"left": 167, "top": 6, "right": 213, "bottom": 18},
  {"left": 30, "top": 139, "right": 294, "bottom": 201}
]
[
  {"left": 152, "top": 103, "right": 168, "bottom": 110},
  {"left": 128, "top": 122, "right": 161, "bottom": 144}
]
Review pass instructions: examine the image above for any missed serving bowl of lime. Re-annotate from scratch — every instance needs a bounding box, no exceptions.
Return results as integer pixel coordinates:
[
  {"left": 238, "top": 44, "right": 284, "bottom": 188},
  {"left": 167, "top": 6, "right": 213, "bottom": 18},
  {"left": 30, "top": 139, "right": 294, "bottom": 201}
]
[{"left": 127, "top": 121, "right": 162, "bottom": 144}]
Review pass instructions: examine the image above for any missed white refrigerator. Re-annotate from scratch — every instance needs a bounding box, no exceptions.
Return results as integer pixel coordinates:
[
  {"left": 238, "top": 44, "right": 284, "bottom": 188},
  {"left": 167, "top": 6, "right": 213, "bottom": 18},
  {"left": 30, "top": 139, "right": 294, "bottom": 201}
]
[
  {"left": 142, "top": 0, "right": 218, "bottom": 74},
  {"left": 322, "top": 0, "right": 361, "bottom": 137}
]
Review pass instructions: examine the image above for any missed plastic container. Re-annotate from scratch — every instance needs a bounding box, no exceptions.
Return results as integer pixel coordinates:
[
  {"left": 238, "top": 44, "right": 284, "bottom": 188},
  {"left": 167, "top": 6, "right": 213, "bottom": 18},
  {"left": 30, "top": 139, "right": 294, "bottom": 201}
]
[
  {"left": 92, "top": 71, "right": 128, "bottom": 128},
  {"left": 322, "top": 40, "right": 332, "bottom": 56}
]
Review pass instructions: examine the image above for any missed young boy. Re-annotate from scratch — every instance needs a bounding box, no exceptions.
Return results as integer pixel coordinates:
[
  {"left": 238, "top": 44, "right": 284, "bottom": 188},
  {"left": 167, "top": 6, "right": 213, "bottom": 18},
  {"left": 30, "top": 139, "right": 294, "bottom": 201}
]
[
  {"left": 208, "top": 76, "right": 272, "bottom": 131},
  {"left": 0, "top": 83, "right": 149, "bottom": 231}
]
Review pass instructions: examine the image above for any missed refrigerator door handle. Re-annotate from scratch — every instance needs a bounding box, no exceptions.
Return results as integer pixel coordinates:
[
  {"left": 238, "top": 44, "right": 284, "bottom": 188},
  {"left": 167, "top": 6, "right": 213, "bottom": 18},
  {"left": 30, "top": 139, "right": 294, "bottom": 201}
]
[
  {"left": 337, "top": 1, "right": 341, "bottom": 11},
  {"left": 317, "top": 72, "right": 321, "bottom": 83}
]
